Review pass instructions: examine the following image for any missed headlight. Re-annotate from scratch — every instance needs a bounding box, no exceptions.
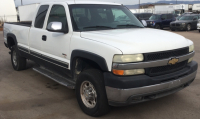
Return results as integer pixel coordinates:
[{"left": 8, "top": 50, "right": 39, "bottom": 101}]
[
  {"left": 189, "top": 44, "right": 194, "bottom": 52},
  {"left": 112, "top": 69, "right": 145, "bottom": 76},
  {"left": 181, "top": 23, "right": 186, "bottom": 26},
  {"left": 113, "top": 54, "right": 144, "bottom": 63}
]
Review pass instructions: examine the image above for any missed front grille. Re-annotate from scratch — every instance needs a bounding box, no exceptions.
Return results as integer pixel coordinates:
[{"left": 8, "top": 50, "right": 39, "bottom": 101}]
[
  {"left": 144, "top": 47, "right": 189, "bottom": 61},
  {"left": 146, "top": 61, "right": 188, "bottom": 76},
  {"left": 176, "top": 23, "right": 181, "bottom": 26}
]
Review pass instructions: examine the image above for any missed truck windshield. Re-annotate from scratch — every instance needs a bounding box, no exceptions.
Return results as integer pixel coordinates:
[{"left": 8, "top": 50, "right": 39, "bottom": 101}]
[
  {"left": 69, "top": 4, "right": 144, "bottom": 31},
  {"left": 149, "top": 15, "right": 160, "bottom": 20},
  {"left": 179, "top": 16, "right": 194, "bottom": 20}
]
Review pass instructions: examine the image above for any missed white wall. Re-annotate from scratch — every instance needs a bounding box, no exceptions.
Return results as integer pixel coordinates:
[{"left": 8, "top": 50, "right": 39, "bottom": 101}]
[
  {"left": 130, "top": 9, "right": 153, "bottom": 13},
  {"left": 0, "top": 0, "right": 17, "bottom": 22}
]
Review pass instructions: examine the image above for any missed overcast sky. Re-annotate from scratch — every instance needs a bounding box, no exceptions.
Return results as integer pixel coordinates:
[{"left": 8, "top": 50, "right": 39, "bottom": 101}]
[{"left": 14, "top": 0, "right": 196, "bottom": 6}]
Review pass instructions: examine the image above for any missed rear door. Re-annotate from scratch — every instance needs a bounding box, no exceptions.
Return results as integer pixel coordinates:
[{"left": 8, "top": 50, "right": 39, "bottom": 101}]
[
  {"left": 161, "top": 14, "right": 168, "bottom": 27},
  {"left": 167, "top": 14, "right": 173, "bottom": 26}
]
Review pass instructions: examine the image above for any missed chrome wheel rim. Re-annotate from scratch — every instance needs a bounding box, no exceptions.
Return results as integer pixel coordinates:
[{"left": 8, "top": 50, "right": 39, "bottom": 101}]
[
  {"left": 12, "top": 51, "right": 17, "bottom": 66},
  {"left": 80, "top": 81, "right": 97, "bottom": 108},
  {"left": 187, "top": 25, "right": 191, "bottom": 31}
]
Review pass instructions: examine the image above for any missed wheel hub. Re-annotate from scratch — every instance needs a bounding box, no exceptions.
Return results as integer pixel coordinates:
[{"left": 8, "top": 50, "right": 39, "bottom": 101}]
[
  {"left": 80, "top": 81, "right": 97, "bottom": 108},
  {"left": 12, "top": 51, "right": 17, "bottom": 66}
]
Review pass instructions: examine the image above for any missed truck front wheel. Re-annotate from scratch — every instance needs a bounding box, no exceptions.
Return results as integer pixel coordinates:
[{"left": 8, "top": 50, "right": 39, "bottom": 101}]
[
  {"left": 76, "top": 69, "right": 110, "bottom": 117},
  {"left": 11, "top": 46, "right": 26, "bottom": 71}
]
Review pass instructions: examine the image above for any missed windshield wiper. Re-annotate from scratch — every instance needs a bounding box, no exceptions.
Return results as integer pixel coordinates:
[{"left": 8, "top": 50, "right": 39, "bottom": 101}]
[
  {"left": 117, "top": 24, "right": 143, "bottom": 28},
  {"left": 83, "top": 26, "right": 115, "bottom": 29}
]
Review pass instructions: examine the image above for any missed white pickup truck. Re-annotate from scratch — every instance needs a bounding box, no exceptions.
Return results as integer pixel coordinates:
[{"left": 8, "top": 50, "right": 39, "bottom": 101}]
[{"left": 3, "top": 1, "right": 198, "bottom": 117}]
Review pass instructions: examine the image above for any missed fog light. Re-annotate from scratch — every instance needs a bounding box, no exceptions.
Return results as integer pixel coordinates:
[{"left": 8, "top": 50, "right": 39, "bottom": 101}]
[{"left": 188, "top": 57, "right": 193, "bottom": 63}]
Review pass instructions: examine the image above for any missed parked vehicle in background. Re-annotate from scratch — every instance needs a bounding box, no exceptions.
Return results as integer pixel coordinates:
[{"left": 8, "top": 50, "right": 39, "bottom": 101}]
[
  {"left": 192, "top": 4, "right": 200, "bottom": 12},
  {"left": 170, "top": 14, "right": 200, "bottom": 31},
  {"left": 18, "top": 3, "right": 39, "bottom": 22},
  {"left": 176, "top": 12, "right": 193, "bottom": 20},
  {"left": 3, "top": 1, "right": 198, "bottom": 117},
  {"left": 154, "top": 4, "right": 190, "bottom": 16},
  {"left": 197, "top": 19, "right": 200, "bottom": 32},
  {"left": 146, "top": 14, "right": 176, "bottom": 29},
  {"left": 130, "top": 9, "right": 153, "bottom": 13},
  {"left": 134, "top": 13, "right": 152, "bottom": 21}
]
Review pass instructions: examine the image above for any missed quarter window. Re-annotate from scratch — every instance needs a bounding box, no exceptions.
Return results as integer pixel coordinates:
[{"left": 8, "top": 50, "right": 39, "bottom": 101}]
[{"left": 34, "top": 5, "right": 49, "bottom": 28}]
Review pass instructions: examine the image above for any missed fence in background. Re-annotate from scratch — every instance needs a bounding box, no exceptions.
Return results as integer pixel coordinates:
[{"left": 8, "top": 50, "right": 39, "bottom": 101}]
[{"left": 0, "top": 15, "right": 18, "bottom": 26}]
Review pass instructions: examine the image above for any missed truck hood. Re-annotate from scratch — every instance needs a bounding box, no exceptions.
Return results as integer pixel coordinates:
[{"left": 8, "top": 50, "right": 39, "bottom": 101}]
[{"left": 80, "top": 28, "right": 191, "bottom": 54}]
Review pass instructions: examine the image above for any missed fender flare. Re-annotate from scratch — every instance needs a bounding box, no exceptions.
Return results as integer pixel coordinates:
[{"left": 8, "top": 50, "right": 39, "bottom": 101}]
[
  {"left": 70, "top": 50, "right": 109, "bottom": 72},
  {"left": 7, "top": 33, "right": 18, "bottom": 48}
]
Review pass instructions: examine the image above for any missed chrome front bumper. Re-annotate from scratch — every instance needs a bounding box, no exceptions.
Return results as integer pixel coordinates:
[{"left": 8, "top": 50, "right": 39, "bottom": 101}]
[{"left": 106, "top": 71, "right": 197, "bottom": 105}]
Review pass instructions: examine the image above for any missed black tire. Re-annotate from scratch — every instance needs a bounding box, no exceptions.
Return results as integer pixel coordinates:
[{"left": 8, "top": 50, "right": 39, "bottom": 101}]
[
  {"left": 11, "top": 46, "right": 26, "bottom": 71},
  {"left": 199, "top": 30, "right": 200, "bottom": 33},
  {"left": 186, "top": 24, "right": 191, "bottom": 31},
  {"left": 170, "top": 27, "right": 175, "bottom": 31},
  {"left": 155, "top": 24, "right": 161, "bottom": 29},
  {"left": 76, "top": 69, "right": 110, "bottom": 117}
]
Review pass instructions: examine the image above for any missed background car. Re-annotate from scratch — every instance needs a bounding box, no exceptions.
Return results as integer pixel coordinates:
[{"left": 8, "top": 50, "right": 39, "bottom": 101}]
[
  {"left": 146, "top": 14, "right": 176, "bottom": 29},
  {"left": 134, "top": 13, "right": 152, "bottom": 21},
  {"left": 197, "top": 19, "right": 200, "bottom": 32},
  {"left": 176, "top": 12, "right": 194, "bottom": 20},
  {"left": 170, "top": 14, "right": 200, "bottom": 31}
]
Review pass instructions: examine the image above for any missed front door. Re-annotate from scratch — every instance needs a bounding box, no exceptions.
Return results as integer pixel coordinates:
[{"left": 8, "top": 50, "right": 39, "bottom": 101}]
[{"left": 40, "top": 4, "right": 72, "bottom": 76}]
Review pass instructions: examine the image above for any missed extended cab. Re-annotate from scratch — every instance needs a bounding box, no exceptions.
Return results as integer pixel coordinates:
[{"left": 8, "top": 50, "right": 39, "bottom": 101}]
[{"left": 3, "top": 1, "right": 198, "bottom": 117}]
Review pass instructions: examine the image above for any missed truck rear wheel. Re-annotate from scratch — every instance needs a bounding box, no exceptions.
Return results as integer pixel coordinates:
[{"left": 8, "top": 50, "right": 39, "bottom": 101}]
[
  {"left": 11, "top": 46, "right": 26, "bottom": 71},
  {"left": 76, "top": 69, "right": 110, "bottom": 117}
]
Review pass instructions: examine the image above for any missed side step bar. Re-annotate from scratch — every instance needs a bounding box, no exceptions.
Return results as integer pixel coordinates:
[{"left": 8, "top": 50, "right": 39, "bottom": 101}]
[{"left": 33, "top": 67, "right": 75, "bottom": 89}]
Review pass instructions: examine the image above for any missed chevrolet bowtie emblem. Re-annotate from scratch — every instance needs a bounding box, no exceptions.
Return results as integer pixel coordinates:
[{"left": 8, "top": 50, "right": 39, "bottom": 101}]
[{"left": 168, "top": 58, "right": 179, "bottom": 65}]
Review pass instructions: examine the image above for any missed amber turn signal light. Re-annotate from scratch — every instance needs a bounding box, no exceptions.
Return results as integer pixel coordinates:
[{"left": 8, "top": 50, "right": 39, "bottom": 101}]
[{"left": 112, "top": 69, "right": 124, "bottom": 75}]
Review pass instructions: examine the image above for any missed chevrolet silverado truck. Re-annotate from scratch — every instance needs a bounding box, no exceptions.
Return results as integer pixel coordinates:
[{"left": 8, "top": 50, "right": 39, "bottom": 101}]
[{"left": 3, "top": 1, "right": 198, "bottom": 117}]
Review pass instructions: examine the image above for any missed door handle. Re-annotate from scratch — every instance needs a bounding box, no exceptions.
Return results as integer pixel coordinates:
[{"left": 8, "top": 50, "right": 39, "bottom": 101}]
[{"left": 42, "top": 35, "right": 47, "bottom": 41}]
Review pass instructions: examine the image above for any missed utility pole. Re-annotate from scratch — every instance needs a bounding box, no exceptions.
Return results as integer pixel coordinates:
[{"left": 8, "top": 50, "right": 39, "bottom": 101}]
[
  {"left": 139, "top": 0, "right": 140, "bottom": 13},
  {"left": 21, "top": 0, "right": 23, "bottom": 5},
  {"left": 176, "top": 0, "right": 177, "bottom": 4}
]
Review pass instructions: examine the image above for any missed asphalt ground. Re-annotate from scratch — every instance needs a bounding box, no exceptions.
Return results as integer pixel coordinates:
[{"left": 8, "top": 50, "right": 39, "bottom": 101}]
[{"left": 0, "top": 29, "right": 200, "bottom": 119}]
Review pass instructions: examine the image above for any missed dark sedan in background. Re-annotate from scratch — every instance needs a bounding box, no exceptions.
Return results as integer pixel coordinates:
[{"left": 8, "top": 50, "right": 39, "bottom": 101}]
[{"left": 170, "top": 14, "right": 200, "bottom": 31}]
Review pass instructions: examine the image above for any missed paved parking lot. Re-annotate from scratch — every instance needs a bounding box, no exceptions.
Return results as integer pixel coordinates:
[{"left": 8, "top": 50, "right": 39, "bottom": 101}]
[{"left": 0, "top": 29, "right": 200, "bottom": 119}]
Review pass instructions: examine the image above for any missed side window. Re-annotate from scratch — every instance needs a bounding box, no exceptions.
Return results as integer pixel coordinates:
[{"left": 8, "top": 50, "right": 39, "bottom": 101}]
[
  {"left": 35, "top": 5, "right": 49, "bottom": 28},
  {"left": 167, "top": 14, "right": 173, "bottom": 19},
  {"left": 47, "top": 5, "right": 68, "bottom": 30},
  {"left": 193, "top": 16, "right": 198, "bottom": 20},
  {"left": 161, "top": 14, "right": 167, "bottom": 20},
  {"left": 112, "top": 8, "right": 131, "bottom": 22}
]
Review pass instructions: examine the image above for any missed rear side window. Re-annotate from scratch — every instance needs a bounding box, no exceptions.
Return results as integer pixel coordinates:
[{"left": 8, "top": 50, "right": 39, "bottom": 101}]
[
  {"left": 161, "top": 14, "right": 167, "bottom": 20},
  {"left": 167, "top": 14, "right": 173, "bottom": 19},
  {"left": 34, "top": 5, "right": 49, "bottom": 28}
]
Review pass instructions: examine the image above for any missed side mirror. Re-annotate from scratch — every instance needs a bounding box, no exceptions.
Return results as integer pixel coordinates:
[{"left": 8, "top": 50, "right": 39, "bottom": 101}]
[{"left": 47, "top": 22, "right": 68, "bottom": 33}]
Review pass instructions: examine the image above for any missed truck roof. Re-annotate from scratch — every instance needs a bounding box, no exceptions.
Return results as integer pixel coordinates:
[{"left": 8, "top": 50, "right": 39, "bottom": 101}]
[{"left": 41, "top": 1, "right": 121, "bottom": 5}]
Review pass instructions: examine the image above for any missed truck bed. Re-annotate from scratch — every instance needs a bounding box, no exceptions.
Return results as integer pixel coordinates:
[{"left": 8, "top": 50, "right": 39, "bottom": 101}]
[{"left": 5, "top": 22, "right": 32, "bottom": 27}]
